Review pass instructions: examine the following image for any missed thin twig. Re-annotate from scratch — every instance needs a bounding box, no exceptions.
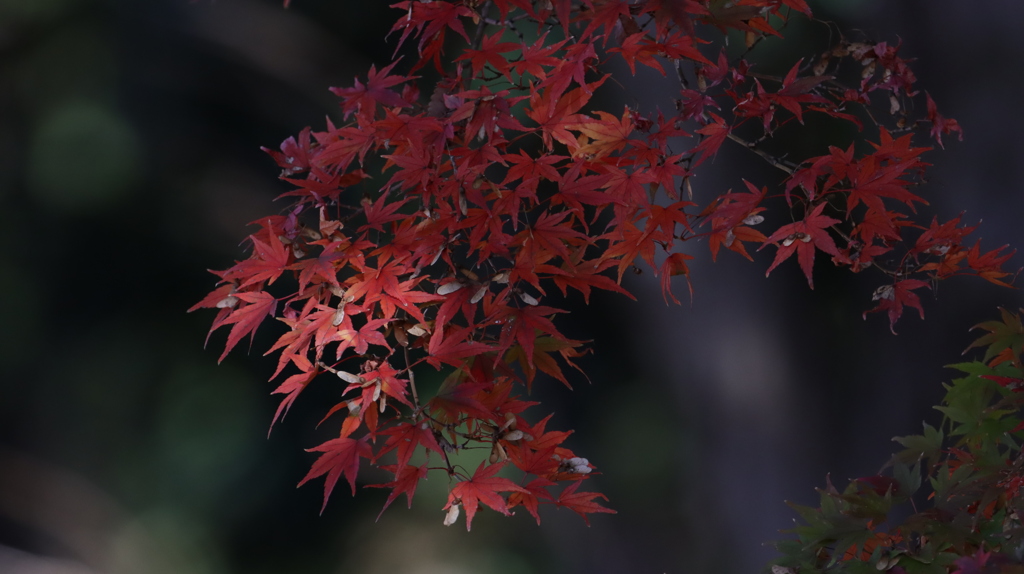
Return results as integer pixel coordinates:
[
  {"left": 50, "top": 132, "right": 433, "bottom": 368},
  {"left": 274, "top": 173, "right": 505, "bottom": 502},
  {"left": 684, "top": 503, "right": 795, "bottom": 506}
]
[{"left": 727, "top": 132, "right": 797, "bottom": 174}]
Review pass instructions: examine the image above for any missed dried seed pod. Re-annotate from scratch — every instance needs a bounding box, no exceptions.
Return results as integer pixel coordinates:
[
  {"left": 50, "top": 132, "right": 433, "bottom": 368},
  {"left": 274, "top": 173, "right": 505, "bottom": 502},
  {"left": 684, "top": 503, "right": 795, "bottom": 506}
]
[
  {"left": 872, "top": 284, "right": 895, "bottom": 301},
  {"left": 443, "top": 503, "right": 460, "bottom": 526},
  {"left": 332, "top": 305, "right": 346, "bottom": 326},
  {"left": 437, "top": 281, "right": 463, "bottom": 295},
  {"left": 337, "top": 371, "right": 363, "bottom": 384},
  {"left": 216, "top": 295, "right": 239, "bottom": 309},
  {"left": 394, "top": 324, "right": 409, "bottom": 347},
  {"left": 470, "top": 285, "right": 488, "bottom": 304}
]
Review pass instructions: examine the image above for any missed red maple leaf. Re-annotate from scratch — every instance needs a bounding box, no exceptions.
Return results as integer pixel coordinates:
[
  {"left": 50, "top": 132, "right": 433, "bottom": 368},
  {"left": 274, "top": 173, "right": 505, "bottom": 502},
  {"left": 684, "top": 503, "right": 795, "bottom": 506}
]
[
  {"left": 510, "top": 34, "right": 564, "bottom": 80},
  {"left": 610, "top": 33, "right": 666, "bottom": 75},
  {"left": 233, "top": 232, "right": 291, "bottom": 288},
  {"left": 298, "top": 435, "right": 374, "bottom": 513},
  {"left": 368, "top": 464, "right": 429, "bottom": 521},
  {"left": 493, "top": 304, "right": 567, "bottom": 368},
  {"left": 427, "top": 325, "right": 493, "bottom": 368},
  {"left": 925, "top": 92, "right": 963, "bottom": 149},
  {"left": 761, "top": 202, "right": 842, "bottom": 289},
  {"left": 427, "top": 376, "right": 493, "bottom": 424},
  {"left": 330, "top": 60, "right": 413, "bottom": 119},
  {"left": 862, "top": 279, "right": 929, "bottom": 334},
  {"left": 269, "top": 366, "right": 317, "bottom": 434},
  {"left": 211, "top": 291, "right": 278, "bottom": 362},
  {"left": 377, "top": 420, "right": 444, "bottom": 474},
  {"left": 455, "top": 31, "right": 519, "bottom": 79},
  {"left": 691, "top": 113, "right": 730, "bottom": 166},
  {"left": 444, "top": 461, "right": 528, "bottom": 531},
  {"left": 659, "top": 252, "right": 694, "bottom": 305},
  {"left": 570, "top": 108, "right": 637, "bottom": 159},
  {"left": 507, "top": 477, "right": 556, "bottom": 525},
  {"left": 556, "top": 480, "right": 616, "bottom": 525},
  {"left": 966, "top": 241, "right": 1016, "bottom": 287}
]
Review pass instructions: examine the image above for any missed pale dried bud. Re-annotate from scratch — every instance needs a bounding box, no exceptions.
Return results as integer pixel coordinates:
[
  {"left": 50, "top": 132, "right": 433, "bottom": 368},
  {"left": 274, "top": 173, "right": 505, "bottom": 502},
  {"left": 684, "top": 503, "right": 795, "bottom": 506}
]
[
  {"left": 800, "top": 233, "right": 813, "bottom": 243},
  {"left": 503, "top": 430, "right": 524, "bottom": 441},
  {"left": 470, "top": 285, "right": 488, "bottom": 305},
  {"left": 443, "top": 503, "right": 460, "bottom": 526},
  {"left": 518, "top": 292, "right": 539, "bottom": 306},
  {"left": 723, "top": 229, "right": 736, "bottom": 248},
  {"left": 437, "top": 281, "right": 463, "bottom": 295},
  {"left": 216, "top": 295, "right": 239, "bottom": 309},
  {"left": 500, "top": 412, "right": 517, "bottom": 431},
  {"left": 782, "top": 235, "right": 797, "bottom": 247},
  {"left": 813, "top": 56, "right": 829, "bottom": 77},
  {"left": 744, "top": 30, "right": 757, "bottom": 49},
  {"left": 407, "top": 324, "right": 427, "bottom": 337},
  {"left": 332, "top": 306, "right": 346, "bottom": 326},
  {"left": 491, "top": 271, "right": 510, "bottom": 284},
  {"left": 337, "top": 371, "right": 363, "bottom": 384},
  {"left": 371, "top": 381, "right": 382, "bottom": 402},
  {"left": 742, "top": 214, "right": 764, "bottom": 226},
  {"left": 872, "top": 284, "right": 895, "bottom": 301},
  {"left": 439, "top": 436, "right": 457, "bottom": 454},
  {"left": 889, "top": 94, "right": 900, "bottom": 115},
  {"left": 561, "top": 456, "right": 592, "bottom": 474}
]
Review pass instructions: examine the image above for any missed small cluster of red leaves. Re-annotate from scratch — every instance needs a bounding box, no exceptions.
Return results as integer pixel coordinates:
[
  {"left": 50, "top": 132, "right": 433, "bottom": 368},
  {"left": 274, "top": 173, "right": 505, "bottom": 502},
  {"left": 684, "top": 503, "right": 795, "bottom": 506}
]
[{"left": 192, "top": 0, "right": 1016, "bottom": 528}]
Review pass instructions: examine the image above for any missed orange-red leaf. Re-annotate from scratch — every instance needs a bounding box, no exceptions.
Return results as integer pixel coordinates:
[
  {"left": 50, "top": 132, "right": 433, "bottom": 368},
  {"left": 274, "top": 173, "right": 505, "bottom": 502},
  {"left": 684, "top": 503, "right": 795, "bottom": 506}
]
[
  {"left": 298, "top": 435, "right": 374, "bottom": 513},
  {"left": 556, "top": 480, "right": 616, "bottom": 525},
  {"left": 444, "top": 462, "right": 528, "bottom": 531}
]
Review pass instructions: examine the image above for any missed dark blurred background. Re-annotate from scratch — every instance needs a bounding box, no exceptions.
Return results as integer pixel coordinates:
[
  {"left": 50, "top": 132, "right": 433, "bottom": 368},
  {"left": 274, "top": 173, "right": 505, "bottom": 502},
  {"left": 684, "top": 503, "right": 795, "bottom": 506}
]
[{"left": 0, "top": 1, "right": 1021, "bottom": 573}]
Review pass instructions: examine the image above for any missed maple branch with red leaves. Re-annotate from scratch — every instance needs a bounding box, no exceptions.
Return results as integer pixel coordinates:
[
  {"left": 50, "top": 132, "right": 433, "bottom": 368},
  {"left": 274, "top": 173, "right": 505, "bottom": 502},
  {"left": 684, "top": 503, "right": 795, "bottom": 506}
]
[{"left": 192, "top": 0, "right": 1017, "bottom": 534}]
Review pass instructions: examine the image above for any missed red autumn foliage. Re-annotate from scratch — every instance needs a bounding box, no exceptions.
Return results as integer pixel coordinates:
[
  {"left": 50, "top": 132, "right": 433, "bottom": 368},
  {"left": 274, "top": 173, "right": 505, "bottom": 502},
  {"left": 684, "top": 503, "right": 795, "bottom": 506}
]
[{"left": 192, "top": 0, "right": 1016, "bottom": 529}]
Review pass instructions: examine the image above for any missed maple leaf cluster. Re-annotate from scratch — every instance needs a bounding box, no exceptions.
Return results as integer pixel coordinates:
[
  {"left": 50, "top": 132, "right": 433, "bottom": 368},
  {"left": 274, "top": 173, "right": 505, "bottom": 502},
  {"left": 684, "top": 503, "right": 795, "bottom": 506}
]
[
  {"left": 773, "top": 310, "right": 1024, "bottom": 574},
  {"left": 192, "top": 0, "right": 1016, "bottom": 528}
]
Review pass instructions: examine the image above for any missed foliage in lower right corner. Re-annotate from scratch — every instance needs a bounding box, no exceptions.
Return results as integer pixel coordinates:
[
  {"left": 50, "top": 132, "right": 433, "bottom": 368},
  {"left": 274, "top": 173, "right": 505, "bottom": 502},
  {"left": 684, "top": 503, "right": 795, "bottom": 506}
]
[{"left": 772, "top": 308, "right": 1024, "bottom": 574}]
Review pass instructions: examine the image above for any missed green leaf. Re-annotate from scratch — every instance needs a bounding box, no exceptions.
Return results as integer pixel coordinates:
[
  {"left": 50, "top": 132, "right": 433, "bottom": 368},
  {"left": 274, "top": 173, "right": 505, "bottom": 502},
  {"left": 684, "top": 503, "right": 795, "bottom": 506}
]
[{"left": 892, "top": 460, "right": 922, "bottom": 497}]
